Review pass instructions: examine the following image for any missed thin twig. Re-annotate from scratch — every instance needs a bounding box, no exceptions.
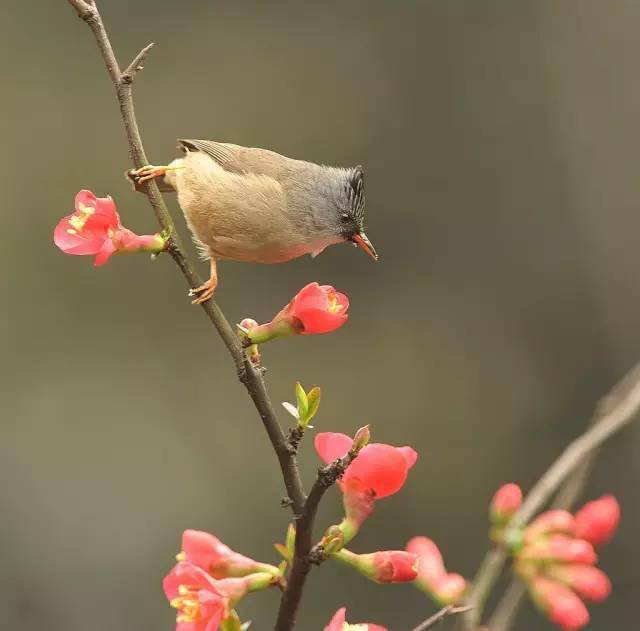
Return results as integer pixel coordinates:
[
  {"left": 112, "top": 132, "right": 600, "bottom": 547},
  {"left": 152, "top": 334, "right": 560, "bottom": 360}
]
[
  {"left": 411, "top": 606, "right": 472, "bottom": 631},
  {"left": 464, "top": 363, "right": 640, "bottom": 628},
  {"left": 65, "top": 0, "right": 306, "bottom": 520},
  {"left": 274, "top": 452, "right": 357, "bottom": 631},
  {"left": 121, "top": 42, "right": 155, "bottom": 84}
]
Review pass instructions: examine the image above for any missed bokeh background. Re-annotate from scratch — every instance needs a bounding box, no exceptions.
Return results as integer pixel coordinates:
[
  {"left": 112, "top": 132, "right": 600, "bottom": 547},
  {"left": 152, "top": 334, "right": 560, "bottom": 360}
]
[{"left": 2, "top": 1, "right": 639, "bottom": 629}]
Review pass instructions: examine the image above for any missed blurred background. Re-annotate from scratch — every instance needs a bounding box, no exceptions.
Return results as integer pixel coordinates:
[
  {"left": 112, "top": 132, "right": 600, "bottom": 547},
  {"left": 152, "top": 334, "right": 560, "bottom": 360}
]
[{"left": 1, "top": 1, "right": 639, "bottom": 629}]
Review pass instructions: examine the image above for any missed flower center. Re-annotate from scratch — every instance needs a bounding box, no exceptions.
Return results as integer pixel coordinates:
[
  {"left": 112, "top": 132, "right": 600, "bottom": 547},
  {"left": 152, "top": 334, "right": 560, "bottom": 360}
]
[
  {"left": 326, "top": 290, "right": 343, "bottom": 313},
  {"left": 67, "top": 203, "right": 96, "bottom": 234},
  {"left": 170, "top": 585, "right": 201, "bottom": 623}
]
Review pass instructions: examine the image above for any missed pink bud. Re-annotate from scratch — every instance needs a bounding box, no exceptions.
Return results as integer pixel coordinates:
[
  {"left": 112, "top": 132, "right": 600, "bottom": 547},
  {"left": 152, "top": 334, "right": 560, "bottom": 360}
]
[
  {"left": 574, "top": 495, "right": 620, "bottom": 547},
  {"left": 406, "top": 536, "right": 467, "bottom": 604},
  {"left": 490, "top": 483, "right": 523, "bottom": 523},
  {"left": 546, "top": 564, "right": 612, "bottom": 603},
  {"left": 239, "top": 318, "right": 258, "bottom": 331},
  {"left": 524, "top": 510, "right": 576, "bottom": 543},
  {"left": 530, "top": 576, "right": 590, "bottom": 631},
  {"left": 519, "top": 534, "right": 597, "bottom": 565},
  {"left": 332, "top": 549, "right": 417, "bottom": 584}
]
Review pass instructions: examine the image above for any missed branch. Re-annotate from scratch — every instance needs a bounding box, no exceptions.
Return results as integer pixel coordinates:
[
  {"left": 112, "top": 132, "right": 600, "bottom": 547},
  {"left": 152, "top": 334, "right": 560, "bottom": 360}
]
[
  {"left": 65, "top": 0, "right": 306, "bottom": 519},
  {"left": 274, "top": 453, "right": 357, "bottom": 631},
  {"left": 411, "top": 606, "right": 472, "bottom": 631},
  {"left": 464, "top": 363, "right": 640, "bottom": 628}
]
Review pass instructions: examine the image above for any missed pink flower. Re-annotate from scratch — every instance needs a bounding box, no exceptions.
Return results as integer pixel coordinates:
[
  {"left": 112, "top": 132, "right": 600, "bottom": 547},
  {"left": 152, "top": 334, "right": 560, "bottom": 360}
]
[
  {"left": 524, "top": 510, "right": 576, "bottom": 543},
  {"left": 315, "top": 432, "right": 417, "bottom": 499},
  {"left": 490, "top": 483, "right": 523, "bottom": 523},
  {"left": 164, "top": 561, "right": 274, "bottom": 631},
  {"left": 546, "top": 564, "right": 612, "bottom": 603},
  {"left": 177, "top": 530, "right": 279, "bottom": 579},
  {"left": 54, "top": 189, "right": 166, "bottom": 266},
  {"left": 406, "top": 537, "right": 467, "bottom": 605},
  {"left": 325, "top": 607, "right": 387, "bottom": 631},
  {"left": 281, "top": 282, "right": 349, "bottom": 334},
  {"left": 574, "top": 495, "right": 620, "bottom": 547},
  {"left": 246, "top": 282, "right": 349, "bottom": 343},
  {"left": 520, "top": 534, "right": 597, "bottom": 565},
  {"left": 530, "top": 576, "right": 590, "bottom": 631}
]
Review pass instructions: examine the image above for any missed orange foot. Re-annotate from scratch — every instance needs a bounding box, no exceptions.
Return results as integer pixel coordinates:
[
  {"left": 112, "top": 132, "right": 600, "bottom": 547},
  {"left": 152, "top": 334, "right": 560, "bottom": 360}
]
[
  {"left": 129, "top": 164, "right": 168, "bottom": 185},
  {"left": 189, "top": 277, "right": 218, "bottom": 305}
]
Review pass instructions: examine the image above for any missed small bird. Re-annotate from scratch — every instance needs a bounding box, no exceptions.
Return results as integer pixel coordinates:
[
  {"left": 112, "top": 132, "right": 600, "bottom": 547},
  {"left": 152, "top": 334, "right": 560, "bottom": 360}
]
[{"left": 127, "top": 139, "right": 378, "bottom": 303}]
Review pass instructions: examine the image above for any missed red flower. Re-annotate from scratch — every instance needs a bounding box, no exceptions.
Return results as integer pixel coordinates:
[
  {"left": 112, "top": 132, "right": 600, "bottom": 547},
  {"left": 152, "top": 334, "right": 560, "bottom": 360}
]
[
  {"left": 324, "top": 607, "right": 387, "bottom": 631},
  {"left": 520, "top": 534, "right": 597, "bottom": 565},
  {"left": 530, "top": 576, "right": 590, "bottom": 631},
  {"left": 574, "top": 495, "right": 620, "bottom": 547},
  {"left": 524, "top": 510, "right": 576, "bottom": 543},
  {"left": 490, "top": 483, "right": 523, "bottom": 523},
  {"left": 54, "top": 189, "right": 166, "bottom": 266},
  {"left": 281, "top": 282, "right": 349, "bottom": 334},
  {"left": 245, "top": 282, "right": 349, "bottom": 344},
  {"left": 178, "top": 530, "right": 279, "bottom": 579},
  {"left": 406, "top": 537, "right": 467, "bottom": 605},
  {"left": 546, "top": 564, "right": 612, "bottom": 603},
  {"left": 164, "top": 561, "right": 273, "bottom": 631},
  {"left": 315, "top": 432, "right": 417, "bottom": 499}
]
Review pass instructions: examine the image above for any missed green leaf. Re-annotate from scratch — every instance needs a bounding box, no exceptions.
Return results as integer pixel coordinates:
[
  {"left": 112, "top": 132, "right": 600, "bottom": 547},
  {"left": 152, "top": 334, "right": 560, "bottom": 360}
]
[
  {"left": 305, "top": 387, "right": 321, "bottom": 425},
  {"left": 295, "top": 382, "right": 308, "bottom": 419}
]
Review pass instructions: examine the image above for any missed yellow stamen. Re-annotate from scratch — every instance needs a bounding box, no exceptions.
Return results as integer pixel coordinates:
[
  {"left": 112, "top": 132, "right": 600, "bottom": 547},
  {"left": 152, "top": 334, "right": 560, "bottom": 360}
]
[
  {"left": 326, "top": 290, "right": 343, "bottom": 314},
  {"left": 170, "top": 586, "right": 201, "bottom": 622},
  {"left": 69, "top": 215, "right": 87, "bottom": 232},
  {"left": 66, "top": 228, "right": 77, "bottom": 235},
  {"left": 77, "top": 203, "right": 95, "bottom": 215},
  {"left": 176, "top": 551, "right": 187, "bottom": 562}
]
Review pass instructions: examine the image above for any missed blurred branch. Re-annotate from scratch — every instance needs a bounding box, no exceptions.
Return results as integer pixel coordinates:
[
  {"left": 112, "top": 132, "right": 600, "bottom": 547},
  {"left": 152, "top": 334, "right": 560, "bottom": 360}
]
[
  {"left": 411, "top": 605, "right": 472, "bottom": 631},
  {"left": 464, "top": 363, "right": 640, "bottom": 629},
  {"left": 65, "top": 0, "right": 306, "bottom": 521}
]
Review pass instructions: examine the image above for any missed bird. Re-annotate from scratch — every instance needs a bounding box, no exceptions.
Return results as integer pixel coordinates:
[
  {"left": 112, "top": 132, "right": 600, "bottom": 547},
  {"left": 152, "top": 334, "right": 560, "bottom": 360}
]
[{"left": 127, "top": 139, "right": 378, "bottom": 304}]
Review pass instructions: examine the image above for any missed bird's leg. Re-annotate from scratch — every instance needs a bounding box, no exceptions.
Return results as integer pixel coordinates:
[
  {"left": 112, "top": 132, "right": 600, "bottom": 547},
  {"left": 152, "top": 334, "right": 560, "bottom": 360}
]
[
  {"left": 189, "top": 258, "right": 218, "bottom": 305},
  {"left": 129, "top": 164, "right": 171, "bottom": 185}
]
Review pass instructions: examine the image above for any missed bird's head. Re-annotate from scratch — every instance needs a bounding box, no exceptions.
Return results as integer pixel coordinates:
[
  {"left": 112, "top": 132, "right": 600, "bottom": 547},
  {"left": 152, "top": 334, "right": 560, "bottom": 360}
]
[{"left": 331, "top": 166, "right": 378, "bottom": 261}]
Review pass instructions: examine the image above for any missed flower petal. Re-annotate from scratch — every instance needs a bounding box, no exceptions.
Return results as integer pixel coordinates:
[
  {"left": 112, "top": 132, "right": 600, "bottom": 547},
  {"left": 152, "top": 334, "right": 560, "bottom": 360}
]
[{"left": 315, "top": 432, "right": 353, "bottom": 464}]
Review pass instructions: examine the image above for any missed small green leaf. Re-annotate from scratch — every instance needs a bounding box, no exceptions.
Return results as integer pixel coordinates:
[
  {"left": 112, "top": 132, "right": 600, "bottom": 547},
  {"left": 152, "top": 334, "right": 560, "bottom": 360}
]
[
  {"left": 273, "top": 543, "right": 291, "bottom": 562},
  {"left": 305, "top": 387, "right": 321, "bottom": 424},
  {"left": 295, "top": 382, "right": 308, "bottom": 419},
  {"left": 285, "top": 523, "right": 296, "bottom": 557}
]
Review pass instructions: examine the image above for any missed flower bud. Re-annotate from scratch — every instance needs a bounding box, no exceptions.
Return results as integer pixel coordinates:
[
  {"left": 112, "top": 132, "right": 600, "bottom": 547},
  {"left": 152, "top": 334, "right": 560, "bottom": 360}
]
[
  {"left": 530, "top": 576, "right": 590, "bottom": 631},
  {"left": 524, "top": 510, "right": 576, "bottom": 543},
  {"left": 519, "top": 534, "right": 597, "bottom": 565},
  {"left": 490, "top": 483, "right": 523, "bottom": 524},
  {"left": 332, "top": 549, "right": 418, "bottom": 584},
  {"left": 546, "top": 564, "right": 611, "bottom": 603},
  {"left": 406, "top": 536, "right": 467, "bottom": 605},
  {"left": 352, "top": 425, "right": 371, "bottom": 451},
  {"left": 574, "top": 495, "right": 620, "bottom": 547}
]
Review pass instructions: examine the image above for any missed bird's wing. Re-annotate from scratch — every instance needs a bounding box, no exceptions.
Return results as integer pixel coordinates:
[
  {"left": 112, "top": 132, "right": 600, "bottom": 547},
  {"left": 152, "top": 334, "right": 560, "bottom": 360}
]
[{"left": 178, "top": 139, "right": 294, "bottom": 179}]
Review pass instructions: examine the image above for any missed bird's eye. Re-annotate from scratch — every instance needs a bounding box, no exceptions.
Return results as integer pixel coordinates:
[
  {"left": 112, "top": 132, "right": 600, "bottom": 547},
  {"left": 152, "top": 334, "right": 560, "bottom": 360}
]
[{"left": 340, "top": 213, "right": 350, "bottom": 223}]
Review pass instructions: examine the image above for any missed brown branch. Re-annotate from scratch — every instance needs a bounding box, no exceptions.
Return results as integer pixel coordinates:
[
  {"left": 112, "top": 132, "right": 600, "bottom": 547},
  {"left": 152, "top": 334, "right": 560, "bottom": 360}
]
[
  {"left": 411, "top": 606, "right": 472, "bottom": 631},
  {"left": 65, "top": 0, "right": 306, "bottom": 521},
  {"left": 463, "top": 363, "right": 640, "bottom": 629},
  {"left": 275, "top": 452, "right": 357, "bottom": 631}
]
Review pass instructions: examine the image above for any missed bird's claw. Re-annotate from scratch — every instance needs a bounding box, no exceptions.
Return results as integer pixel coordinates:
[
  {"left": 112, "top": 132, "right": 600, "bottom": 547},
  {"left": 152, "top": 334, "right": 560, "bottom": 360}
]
[
  {"left": 189, "top": 279, "right": 218, "bottom": 305},
  {"left": 129, "top": 164, "right": 167, "bottom": 185}
]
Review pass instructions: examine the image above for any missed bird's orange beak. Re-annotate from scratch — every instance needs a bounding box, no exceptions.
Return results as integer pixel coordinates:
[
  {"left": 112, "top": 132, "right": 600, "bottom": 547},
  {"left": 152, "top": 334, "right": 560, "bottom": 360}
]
[{"left": 352, "top": 232, "right": 379, "bottom": 261}]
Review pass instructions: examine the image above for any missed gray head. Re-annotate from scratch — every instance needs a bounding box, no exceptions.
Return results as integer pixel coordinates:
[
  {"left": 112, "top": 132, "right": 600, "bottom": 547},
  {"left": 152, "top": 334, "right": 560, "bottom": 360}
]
[{"left": 318, "top": 165, "right": 379, "bottom": 260}]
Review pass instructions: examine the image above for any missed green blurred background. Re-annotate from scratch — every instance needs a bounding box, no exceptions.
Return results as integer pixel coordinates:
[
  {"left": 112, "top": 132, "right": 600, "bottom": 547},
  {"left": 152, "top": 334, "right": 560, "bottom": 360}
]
[{"left": 2, "top": 1, "right": 638, "bottom": 629}]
